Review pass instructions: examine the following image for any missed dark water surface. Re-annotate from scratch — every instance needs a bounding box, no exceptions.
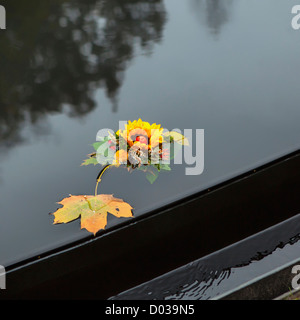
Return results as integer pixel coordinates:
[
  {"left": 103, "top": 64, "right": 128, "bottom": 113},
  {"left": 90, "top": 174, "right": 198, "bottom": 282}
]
[
  {"left": 0, "top": 0, "right": 300, "bottom": 277},
  {"left": 110, "top": 214, "right": 300, "bottom": 300}
]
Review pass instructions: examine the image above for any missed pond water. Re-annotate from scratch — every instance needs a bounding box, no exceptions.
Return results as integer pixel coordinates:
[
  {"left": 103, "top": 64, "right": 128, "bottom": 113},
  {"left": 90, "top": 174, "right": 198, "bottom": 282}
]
[{"left": 0, "top": 0, "right": 300, "bottom": 272}]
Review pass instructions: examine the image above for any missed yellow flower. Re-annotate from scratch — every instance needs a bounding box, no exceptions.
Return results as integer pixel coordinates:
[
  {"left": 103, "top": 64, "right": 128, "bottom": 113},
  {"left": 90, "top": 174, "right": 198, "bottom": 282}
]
[{"left": 117, "top": 119, "right": 164, "bottom": 150}]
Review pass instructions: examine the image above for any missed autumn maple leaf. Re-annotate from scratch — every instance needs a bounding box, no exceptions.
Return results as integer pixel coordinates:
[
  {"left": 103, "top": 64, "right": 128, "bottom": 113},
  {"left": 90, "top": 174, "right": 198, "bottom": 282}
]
[{"left": 51, "top": 194, "right": 133, "bottom": 235}]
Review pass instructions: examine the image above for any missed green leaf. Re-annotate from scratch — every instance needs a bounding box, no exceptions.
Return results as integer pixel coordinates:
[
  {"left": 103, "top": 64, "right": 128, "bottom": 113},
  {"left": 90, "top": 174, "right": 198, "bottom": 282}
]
[
  {"left": 95, "top": 140, "right": 110, "bottom": 155},
  {"left": 81, "top": 157, "right": 99, "bottom": 166},
  {"left": 93, "top": 139, "right": 108, "bottom": 151},
  {"left": 146, "top": 166, "right": 159, "bottom": 184},
  {"left": 165, "top": 131, "right": 189, "bottom": 146},
  {"left": 160, "top": 164, "right": 171, "bottom": 171}
]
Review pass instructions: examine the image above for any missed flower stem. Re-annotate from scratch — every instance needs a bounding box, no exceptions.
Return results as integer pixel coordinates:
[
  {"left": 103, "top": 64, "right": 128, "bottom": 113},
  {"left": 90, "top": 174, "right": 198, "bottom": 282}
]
[{"left": 95, "top": 165, "right": 111, "bottom": 197}]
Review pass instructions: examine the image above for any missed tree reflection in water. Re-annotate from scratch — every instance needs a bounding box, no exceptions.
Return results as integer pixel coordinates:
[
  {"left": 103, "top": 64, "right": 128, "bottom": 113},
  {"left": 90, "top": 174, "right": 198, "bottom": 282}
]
[
  {"left": 191, "top": 0, "right": 233, "bottom": 36},
  {"left": 0, "top": 0, "right": 167, "bottom": 146}
]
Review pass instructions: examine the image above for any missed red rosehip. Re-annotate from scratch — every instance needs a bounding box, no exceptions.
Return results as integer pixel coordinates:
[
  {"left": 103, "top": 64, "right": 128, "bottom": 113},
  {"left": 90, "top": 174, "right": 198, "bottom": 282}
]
[{"left": 136, "top": 136, "right": 148, "bottom": 144}]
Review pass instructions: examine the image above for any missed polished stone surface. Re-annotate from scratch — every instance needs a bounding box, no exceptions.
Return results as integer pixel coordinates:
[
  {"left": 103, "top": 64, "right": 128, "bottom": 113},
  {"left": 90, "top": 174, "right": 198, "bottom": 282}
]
[{"left": 0, "top": 0, "right": 299, "bottom": 267}]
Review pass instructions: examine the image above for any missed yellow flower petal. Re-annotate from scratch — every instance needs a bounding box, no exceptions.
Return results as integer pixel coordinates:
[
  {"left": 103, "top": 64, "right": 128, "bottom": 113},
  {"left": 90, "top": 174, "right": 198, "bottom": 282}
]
[{"left": 113, "top": 149, "right": 128, "bottom": 166}]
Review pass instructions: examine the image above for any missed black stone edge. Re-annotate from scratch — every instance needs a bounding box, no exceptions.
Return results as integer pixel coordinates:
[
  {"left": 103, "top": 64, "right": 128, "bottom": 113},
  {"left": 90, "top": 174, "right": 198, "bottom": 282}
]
[
  {"left": 6, "top": 149, "right": 300, "bottom": 273},
  {"left": 1, "top": 148, "right": 299, "bottom": 299}
]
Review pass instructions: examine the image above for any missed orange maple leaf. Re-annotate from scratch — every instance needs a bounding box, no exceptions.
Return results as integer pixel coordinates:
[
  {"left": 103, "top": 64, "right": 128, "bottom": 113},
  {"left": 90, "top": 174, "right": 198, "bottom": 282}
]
[{"left": 51, "top": 194, "right": 133, "bottom": 235}]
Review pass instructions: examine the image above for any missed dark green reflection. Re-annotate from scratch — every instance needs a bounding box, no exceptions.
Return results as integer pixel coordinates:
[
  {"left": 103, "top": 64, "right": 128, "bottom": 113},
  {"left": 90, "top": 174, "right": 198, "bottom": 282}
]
[
  {"left": 191, "top": 0, "right": 233, "bottom": 35},
  {"left": 0, "top": 0, "right": 166, "bottom": 145}
]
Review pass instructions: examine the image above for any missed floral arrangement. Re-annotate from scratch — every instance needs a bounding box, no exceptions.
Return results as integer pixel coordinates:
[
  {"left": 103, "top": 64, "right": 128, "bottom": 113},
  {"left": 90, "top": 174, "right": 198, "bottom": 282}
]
[
  {"left": 52, "top": 119, "right": 189, "bottom": 236},
  {"left": 82, "top": 119, "right": 189, "bottom": 188}
]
